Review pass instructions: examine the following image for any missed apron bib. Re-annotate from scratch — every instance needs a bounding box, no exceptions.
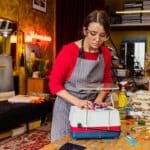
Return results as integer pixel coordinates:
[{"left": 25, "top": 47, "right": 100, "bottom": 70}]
[{"left": 51, "top": 44, "right": 105, "bottom": 141}]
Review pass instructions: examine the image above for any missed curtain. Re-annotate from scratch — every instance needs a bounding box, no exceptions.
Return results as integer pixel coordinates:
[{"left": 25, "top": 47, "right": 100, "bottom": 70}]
[{"left": 56, "top": 0, "right": 105, "bottom": 54}]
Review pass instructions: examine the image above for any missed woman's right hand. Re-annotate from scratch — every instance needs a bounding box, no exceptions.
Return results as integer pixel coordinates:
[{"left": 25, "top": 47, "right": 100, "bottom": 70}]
[
  {"left": 57, "top": 90, "right": 94, "bottom": 109},
  {"left": 75, "top": 99, "right": 93, "bottom": 109}
]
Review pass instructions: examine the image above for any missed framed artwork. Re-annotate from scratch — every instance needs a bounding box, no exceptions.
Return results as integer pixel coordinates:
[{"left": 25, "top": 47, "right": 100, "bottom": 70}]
[{"left": 33, "top": 0, "right": 47, "bottom": 13}]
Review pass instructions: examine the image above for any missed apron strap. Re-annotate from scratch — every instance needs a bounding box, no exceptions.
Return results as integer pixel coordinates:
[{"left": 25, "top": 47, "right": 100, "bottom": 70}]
[
  {"left": 78, "top": 39, "right": 102, "bottom": 58},
  {"left": 79, "top": 39, "right": 84, "bottom": 58}
]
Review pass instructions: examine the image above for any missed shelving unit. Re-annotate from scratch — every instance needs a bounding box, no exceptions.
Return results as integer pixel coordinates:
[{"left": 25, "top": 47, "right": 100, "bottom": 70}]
[
  {"left": 110, "top": 23, "right": 150, "bottom": 30},
  {"left": 110, "top": 1, "right": 150, "bottom": 30},
  {"left": 109, "top": 1, "right": 150, "bottom": 77}
]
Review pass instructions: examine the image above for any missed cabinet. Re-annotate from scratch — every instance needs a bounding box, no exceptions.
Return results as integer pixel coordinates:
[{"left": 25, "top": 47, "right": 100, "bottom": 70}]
[{"left": 26, "top": 77, "right": 49, "bottom": 94}]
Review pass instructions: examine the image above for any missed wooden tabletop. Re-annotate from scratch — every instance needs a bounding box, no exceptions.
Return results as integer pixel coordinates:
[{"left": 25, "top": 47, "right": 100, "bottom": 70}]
[{"left": 41, "top": 122, "right": 150, "bottom": 150}]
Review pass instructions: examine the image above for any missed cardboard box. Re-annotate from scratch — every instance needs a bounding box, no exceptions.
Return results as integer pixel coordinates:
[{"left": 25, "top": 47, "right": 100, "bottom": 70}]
[
  {"left": 12, "top": 124, "right": 27, "bottom": 137},
  {"left": 28, "top": 119, "right": 41, "bottom": 130}
]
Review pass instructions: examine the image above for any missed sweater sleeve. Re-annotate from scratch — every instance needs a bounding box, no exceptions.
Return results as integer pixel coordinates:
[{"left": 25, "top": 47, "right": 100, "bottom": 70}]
[
  {"left": 49, "top": 44, "right": 78, "bottom": 95},
  {"left": 101, "top": 46, "right": 112, "bottom": 84}
]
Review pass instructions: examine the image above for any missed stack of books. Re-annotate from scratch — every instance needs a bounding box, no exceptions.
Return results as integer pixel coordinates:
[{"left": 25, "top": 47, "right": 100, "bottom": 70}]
[
  {"left": 121, "top": 0, "right": 143, "bottom": 24},
  {"left": 142, "top": 0, "right": 150, "bottom": 23}
]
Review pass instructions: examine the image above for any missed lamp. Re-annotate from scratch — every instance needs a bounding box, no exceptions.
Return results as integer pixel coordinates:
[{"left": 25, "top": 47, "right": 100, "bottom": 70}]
[{"left": 10, "top": 34, "right": 17, "bottom": 43}]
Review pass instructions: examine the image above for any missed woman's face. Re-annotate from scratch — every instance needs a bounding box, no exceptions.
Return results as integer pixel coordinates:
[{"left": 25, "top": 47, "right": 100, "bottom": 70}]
[{"left": 84, "top": 22, "right": 108, "bottom": 50}]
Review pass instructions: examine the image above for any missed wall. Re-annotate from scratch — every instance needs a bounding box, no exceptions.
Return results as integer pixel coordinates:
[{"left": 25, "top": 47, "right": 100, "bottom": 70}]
[
  {"left": 0, "top": 0, "right": 55, "bottom": 93},
  {"left": 0, "top": 0, "right": 55, "bottom": 67},
  {"left": 105, "top": 0, "right": 122, "bottom": 13}
]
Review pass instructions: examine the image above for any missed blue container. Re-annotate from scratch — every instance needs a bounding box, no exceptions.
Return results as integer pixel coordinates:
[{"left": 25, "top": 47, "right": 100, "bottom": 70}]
[{"left": 70, "top": 131, "right": 121, "bottom": 140}]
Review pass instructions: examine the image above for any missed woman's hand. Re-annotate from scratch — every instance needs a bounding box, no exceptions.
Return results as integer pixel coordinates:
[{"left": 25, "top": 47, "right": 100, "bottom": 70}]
[
  {"left": 94, "top": 97, "right": 108, "bottom": 108},
  {"left": 76, "top": 99, "right": 93, "bottom": 109},
  {"left": 94, "top": 90, "right": 108, "bottom": 106},
  {"left": 94, "top": 101, "right": 108, "bottom": 108},
  {"left": 57, "top": 90, "right": 94, "bottom": 109}
]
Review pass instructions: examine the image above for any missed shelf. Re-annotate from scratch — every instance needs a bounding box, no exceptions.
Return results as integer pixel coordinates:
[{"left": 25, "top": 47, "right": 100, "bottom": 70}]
[
  {"left": 116, "top": 10, "right": 150, "bottom": 14},
  {"left": 110, "top": 23, "right": 150, "bottom": 30}
]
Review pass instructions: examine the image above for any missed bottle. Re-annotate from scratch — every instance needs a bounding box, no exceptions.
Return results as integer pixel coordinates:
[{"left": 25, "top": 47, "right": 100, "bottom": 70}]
[{"left": 118, "top": 81, "right": 128, "bottom": 108}]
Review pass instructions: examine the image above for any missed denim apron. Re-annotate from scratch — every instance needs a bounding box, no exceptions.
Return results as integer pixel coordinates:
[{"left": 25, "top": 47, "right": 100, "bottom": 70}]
[{"left": 51, "top": 42, "right": 105, "bottom": 141}]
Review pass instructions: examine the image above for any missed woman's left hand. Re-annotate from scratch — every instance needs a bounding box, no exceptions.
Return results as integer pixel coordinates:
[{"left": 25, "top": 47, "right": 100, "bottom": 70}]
[
  {"left": 94, "top": 101, "right": 108, "bottom": 108},
  {"left": 94, "top": 91, "right": 108, "bottom": 105}
]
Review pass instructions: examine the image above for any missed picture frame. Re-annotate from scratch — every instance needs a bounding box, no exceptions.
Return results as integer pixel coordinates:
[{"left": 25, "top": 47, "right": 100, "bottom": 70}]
[{"left": 33, "top": 0, "right": 47, "bottom": 13}]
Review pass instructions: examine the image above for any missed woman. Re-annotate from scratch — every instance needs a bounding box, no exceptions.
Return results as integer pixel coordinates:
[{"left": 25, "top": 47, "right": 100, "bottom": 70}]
[{"left": 49, "top": 10, "right": 112, "bottom": 141}]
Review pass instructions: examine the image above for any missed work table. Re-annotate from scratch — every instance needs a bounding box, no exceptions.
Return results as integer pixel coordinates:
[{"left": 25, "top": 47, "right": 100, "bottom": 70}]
[
  {"left": 41, "top": 122, "right": 150, "bottom": 150},
  {"left": 41, "top": 89, "right": 150, "bottom": 150}
]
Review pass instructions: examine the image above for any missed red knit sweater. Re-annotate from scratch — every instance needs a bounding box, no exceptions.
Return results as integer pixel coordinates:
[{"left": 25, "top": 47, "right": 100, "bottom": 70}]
[{"left": 49, "top": 42, "right": 112, "bottom": 95}]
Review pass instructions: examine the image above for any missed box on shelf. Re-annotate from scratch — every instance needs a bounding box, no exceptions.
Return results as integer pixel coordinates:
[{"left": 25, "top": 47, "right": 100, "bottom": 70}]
[
  {"left": 28, "top": 119, "right": 41, "bottom": 130},
  {"left": 12, "top": 124, "right": 27, "bottom": 137}
]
